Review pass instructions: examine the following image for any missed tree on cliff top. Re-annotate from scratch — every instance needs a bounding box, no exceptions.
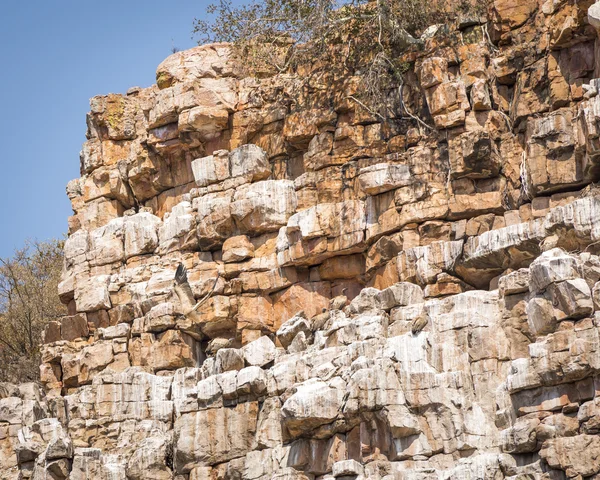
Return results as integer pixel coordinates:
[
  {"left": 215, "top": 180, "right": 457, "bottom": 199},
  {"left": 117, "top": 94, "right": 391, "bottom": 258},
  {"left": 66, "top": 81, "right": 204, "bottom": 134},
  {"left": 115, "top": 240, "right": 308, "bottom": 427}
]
[
  {"left": 194, "top": 0, "right": 482, "bottom": 116},
  {"left": 0, "top": 240, "right": 66, "bottom": 383}
]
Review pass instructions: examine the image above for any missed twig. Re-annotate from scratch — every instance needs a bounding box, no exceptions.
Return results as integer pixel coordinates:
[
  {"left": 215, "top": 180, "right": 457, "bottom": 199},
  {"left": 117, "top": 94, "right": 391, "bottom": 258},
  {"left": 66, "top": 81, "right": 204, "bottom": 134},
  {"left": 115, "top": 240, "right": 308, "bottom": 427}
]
[
  {"left": 347, "top": 95, "right": 386, "bottom": 121},
  {"left": 496, "top": 110, "right": 513, "bottom": 131},
  {"left": 584, "top": 240, "right": 600, "bottom": 253},
  {"left": 482, "top": 24, "right": 499, "bottom": 54},
  {"left": 398, "top": 84, "right": 434, "bottom": 131},
  {"left": 191, "top": 272, "right": 221, "bottom": 312}
]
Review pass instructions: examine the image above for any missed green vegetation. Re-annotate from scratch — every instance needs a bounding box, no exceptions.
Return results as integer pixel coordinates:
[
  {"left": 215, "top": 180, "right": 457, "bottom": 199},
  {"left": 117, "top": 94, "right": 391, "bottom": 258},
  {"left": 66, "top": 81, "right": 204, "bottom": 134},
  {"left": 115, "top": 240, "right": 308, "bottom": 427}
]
[{"left": 0, "top": 239, "right": 66, "bottom": 383}]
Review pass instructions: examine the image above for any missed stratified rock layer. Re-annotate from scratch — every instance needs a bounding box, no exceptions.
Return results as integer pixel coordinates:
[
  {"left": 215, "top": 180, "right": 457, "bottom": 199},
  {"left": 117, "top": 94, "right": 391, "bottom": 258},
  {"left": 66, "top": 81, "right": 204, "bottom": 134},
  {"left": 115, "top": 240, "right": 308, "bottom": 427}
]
[{"left": 7, "top": 2, "right": 600, "bottom": 479}]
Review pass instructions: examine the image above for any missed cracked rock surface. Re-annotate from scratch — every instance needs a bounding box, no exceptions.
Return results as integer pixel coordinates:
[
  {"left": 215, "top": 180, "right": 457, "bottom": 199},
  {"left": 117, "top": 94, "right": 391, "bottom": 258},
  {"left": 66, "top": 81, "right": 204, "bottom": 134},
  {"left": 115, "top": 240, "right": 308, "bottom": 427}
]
[{"left": 7, "top": 2, "right": 600, "bottom": 478}]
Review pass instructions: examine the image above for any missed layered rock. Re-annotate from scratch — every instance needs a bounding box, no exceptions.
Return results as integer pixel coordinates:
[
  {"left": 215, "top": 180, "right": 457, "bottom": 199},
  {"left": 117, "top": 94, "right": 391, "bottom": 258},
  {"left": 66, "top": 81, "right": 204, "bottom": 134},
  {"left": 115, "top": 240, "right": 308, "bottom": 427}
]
[{"left": 7, "top": 1, "right": 600, "bottom": 478}]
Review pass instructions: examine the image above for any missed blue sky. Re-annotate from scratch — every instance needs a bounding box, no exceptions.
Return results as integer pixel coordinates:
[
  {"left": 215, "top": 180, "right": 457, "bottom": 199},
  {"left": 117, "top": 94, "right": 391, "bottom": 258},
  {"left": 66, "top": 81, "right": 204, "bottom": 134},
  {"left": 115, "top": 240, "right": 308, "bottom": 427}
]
[{"left": 0, "top": 0, "right": 222, "bottom": 258}]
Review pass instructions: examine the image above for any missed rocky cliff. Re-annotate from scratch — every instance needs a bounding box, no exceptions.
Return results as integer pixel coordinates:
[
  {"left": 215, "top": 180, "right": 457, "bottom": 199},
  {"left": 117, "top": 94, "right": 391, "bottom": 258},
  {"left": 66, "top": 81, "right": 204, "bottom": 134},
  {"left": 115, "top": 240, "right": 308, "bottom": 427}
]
[{"left": 4, "top": 1, "right": 600, "bottom": 479}]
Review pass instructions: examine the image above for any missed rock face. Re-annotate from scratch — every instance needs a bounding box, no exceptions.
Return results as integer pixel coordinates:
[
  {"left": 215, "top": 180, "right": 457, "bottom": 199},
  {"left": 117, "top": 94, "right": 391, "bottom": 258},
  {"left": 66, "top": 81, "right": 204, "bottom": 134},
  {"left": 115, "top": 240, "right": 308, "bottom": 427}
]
[{"left": 8, "top": 3, "right": 600, "bottom": 479}]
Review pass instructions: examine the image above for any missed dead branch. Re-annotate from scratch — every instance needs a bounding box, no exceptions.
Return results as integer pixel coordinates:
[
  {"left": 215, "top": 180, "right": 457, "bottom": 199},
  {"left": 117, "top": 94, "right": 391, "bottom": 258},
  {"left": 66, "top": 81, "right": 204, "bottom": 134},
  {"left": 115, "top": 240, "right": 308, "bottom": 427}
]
[{"left": 191, "top": 272, "right": 221, "bottom": 313}]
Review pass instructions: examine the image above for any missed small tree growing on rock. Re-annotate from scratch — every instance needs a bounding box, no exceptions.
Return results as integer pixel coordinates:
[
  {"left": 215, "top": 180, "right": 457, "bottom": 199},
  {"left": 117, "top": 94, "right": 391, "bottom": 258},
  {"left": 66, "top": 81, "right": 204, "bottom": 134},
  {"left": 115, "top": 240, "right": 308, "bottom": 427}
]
[
  {"left": 0, "top": 239, "right": 66, "bottom": 383},
  {"left": 194, "top": 0, "right": 484, "bottom": 118}
]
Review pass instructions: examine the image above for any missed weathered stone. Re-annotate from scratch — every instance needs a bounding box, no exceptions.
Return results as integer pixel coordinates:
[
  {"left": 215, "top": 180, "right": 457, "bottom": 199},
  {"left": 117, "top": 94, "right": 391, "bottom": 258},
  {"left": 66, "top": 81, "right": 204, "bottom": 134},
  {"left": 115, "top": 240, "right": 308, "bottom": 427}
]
[
  {"left": 215, "top": 348, "right": 244, "bottom": 373},
  {"left": 222, "top": 235, "right": 255, "bottom": 263},
  {"left": 124, "top": 212, "right": 161, "bottom": 258},
  {"left": 28, "top": 15, "right": 600, "bottom": 480},
  {"left": 540, "top": 435, "right": 600, "bottom": 477},
  {"left": 74, "top": 275, "right": 111, "bottom": 312},
  {"left": 232, "top": 180, "right": 297, "bottom": 234},
  {"left": 529, "top": 248, "right": 582, "bottom": 294},
  {"left": 175, "top": 402, "right": 258, "bottom": 471},
  {"left": 276, "top": 313, "right": 312, "bottom": 349},
  {"left": 60, "top": 314, "right": 89, "bottom": 342},
  {"left": 281, "top": 379, "right": 345, "bottom": 437},
  {"left": 242, "top": 335, "right": 277, "bottom": 367},
  {"left": 357, "top": 163, "right": 412, "bottom": 196},
  {"left": 229, "top": 144, "right": 270, "bottom": 181},
  {"left": 191, "top": 150, "right": 230, "bottom": 187},
  {"left": 194, "top": 190, "right": 235, "bottom": 247}
]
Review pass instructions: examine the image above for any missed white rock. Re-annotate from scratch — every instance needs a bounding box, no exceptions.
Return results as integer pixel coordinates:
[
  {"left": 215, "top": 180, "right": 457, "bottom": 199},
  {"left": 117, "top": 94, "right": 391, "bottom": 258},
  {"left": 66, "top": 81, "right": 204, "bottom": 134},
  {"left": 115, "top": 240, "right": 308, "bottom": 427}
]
[
  {"left": 277, "top": 314, "right": 312, "bottom": 349},
  {"left": 75, "top": 275, "right": 112, "bottom": 312},
  {"left": 229, "top": 144, "right": 270, "bottom": 181},
  {"left": 358, "top": 163, "right": 412, "bottom": 195},
  {"left": 232, "top": 180, "right": 297, "bottom": 234},
  {"left": 333, "top": 459, "right": 364, "bottom": 477},
  {"left": 281, "top": 379, "right": 345, "bottom": 436},
  {"left": 243, "top": 336, "right": 277, "bottom": 367},
  {"left": 529, "top": 248, "right": 582, "bottom": 294},
  {"left": 191, "top": 151, "right": 230, "bottom": 187},
  {"left": 124, "top": 212, "right": 161, "bottom": 258}
]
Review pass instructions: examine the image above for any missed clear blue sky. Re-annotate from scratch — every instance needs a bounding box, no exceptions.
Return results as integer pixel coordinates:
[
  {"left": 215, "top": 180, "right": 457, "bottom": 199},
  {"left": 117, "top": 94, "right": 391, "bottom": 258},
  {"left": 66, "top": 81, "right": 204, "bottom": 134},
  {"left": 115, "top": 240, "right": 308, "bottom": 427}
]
[{"left": 0, "top": 0, "right": 222, "bottom": 258}]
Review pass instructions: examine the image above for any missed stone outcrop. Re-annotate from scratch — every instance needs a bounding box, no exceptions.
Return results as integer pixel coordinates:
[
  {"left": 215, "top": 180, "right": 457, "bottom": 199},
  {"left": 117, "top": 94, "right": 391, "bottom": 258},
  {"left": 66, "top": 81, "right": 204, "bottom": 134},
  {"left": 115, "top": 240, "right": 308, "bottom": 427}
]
[{"left": 7, "top": 1, "right": 600, "bottom": 478}]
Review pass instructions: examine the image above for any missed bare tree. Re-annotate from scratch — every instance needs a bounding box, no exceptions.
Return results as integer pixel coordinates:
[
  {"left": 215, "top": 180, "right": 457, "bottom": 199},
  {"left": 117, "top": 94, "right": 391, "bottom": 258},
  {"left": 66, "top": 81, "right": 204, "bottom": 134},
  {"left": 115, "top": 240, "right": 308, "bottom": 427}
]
[
  {"left": 0, "top": 240, "right": 66, "bottom": 383},
  {"left": 193, "top": 0, "right": 484, "bottom": 117}
]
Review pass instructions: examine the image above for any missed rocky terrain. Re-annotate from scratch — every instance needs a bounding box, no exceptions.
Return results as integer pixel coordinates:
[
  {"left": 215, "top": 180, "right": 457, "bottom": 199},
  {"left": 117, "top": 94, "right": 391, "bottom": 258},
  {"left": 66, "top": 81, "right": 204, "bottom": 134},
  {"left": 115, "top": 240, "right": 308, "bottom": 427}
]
[{"left": 4, "top": 0, "right": 600, "bottom": 478}]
